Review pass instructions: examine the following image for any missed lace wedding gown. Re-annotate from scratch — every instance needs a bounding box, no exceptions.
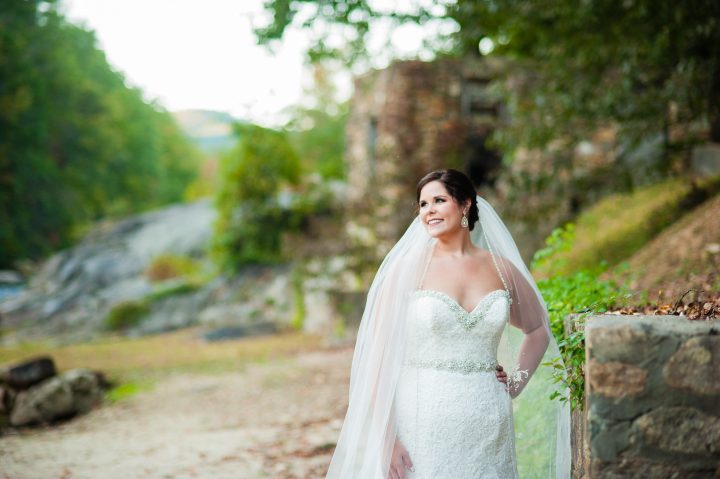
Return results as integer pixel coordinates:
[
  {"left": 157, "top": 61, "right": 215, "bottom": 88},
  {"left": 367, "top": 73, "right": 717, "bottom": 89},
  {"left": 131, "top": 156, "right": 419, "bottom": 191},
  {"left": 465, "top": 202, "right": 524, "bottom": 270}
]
[{"left": 394, "top": 288, "right": 519, "bottom": 479}]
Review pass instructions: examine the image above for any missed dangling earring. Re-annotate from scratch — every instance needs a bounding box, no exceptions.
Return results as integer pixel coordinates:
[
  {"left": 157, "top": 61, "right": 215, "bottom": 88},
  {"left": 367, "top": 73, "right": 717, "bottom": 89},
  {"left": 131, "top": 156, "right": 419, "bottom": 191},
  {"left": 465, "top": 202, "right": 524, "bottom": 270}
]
[{"left": 461, "top": 211, "right": 469, "bottom": 228}]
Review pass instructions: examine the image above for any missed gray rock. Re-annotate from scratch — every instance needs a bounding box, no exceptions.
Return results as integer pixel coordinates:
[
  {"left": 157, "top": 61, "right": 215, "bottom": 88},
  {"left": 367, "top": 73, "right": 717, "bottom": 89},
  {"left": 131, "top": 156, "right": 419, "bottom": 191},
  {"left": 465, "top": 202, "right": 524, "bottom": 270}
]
[
  {"left": 0, "top": 270, "right": 23, "bottom": 284},
  {"left": 586, "top": 315, "right": 720, "bottom": 478},
  {"left": 634, "top": 406, "right": 720, "bottom": 455},
  {"left": 0, "top": 385, "right": 16, "bottom": 414},
  {"left": 134, "top": 286, "right": 213, "bottom": 335},
  {"left": 198, "top": 303, "right": 253, "bottom": 325},
  {"left": 588, "top": 419, "right": 632, "bottom": 462},
  {"left": 591, "top": 456, "right": 689, "bottom": 479},
  {"left": 664, "top": 336, "right": 720, "bottom": 395},
  {"left": 9, "top": 368, "right": 104, "bottom": 426},
  {"left": 0, "top": 200, "right": 353, "bottom": 341},
  {"left": 0, "top": 200, "right": 216, "bottom": 338},
  {"left": 1, "top": 356, "right": 57, "bottom": 390},
  {"left": 691, "top": 143, "right": 720, "bottom": 177},
  {"left": 585, "top": 320, "right": 678, "bottom": 365},
  {"left": 201, "top": 322, "right": 277, "bottom": 342}
]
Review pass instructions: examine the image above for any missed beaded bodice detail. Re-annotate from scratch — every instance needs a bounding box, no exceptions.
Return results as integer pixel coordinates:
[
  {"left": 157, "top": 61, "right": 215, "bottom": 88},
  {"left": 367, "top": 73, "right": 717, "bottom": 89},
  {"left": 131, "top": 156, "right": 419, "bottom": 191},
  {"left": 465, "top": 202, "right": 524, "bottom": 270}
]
[{"left": 404, "top": 289, "right": 512, "bottom": 374}]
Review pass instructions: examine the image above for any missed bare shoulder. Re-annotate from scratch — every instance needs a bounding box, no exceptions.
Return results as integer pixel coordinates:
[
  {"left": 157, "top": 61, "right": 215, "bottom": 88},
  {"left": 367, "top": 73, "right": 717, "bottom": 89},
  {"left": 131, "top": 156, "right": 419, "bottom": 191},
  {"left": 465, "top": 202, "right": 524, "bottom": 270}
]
[
  {"left": 468, "top": 245, "right": 494, "bottom": 264},
  {"left": 472, "top": 247, "right": 519, "bottom": 270}
]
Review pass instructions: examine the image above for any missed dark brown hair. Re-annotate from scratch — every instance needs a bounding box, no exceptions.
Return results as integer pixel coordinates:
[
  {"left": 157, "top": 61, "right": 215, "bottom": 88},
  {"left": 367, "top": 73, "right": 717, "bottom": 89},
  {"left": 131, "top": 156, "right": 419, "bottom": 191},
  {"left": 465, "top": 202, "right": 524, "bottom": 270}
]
[{"left": 416, "top": 169, "right": 479, "bottom": 231}]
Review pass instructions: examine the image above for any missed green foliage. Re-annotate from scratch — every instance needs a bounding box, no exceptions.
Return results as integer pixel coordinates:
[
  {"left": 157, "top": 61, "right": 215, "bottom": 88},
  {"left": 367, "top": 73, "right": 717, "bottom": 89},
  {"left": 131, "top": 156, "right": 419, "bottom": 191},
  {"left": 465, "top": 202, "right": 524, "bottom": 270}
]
[
  {"left": 146, "top": 280, "right": 202, "bottom": 302},
  {"left": 104, "top": 300, "right": 150, "bottom": 331},
  {"left": 529, "top": 223, "right": 576, "bottom": 277},
  {"left": 290, "top": 265, "right": 306, "bottom": 330},
  {"left": 533, "top": 179, "right": 695, "bottom": 278},
  {"left": 286, "top": 105, "right": 348, "bottom": 179},
  {"left": 284, "top": 64, "right": 348, "bottom": 179},
  {"left": 532, "top": 227, "right": 629, "bottom": 411},
  {"left": 212, "top": 124, "right": 302, "bottom": 269},
  {"left": 105, "top": 380, "right": 154, "bottom": 403},
  {"left": 257, "top": 0, "right": 720, "bottom": 152},
  {"left": 0, "top": 2, "right": 201, "bottom": 268}
]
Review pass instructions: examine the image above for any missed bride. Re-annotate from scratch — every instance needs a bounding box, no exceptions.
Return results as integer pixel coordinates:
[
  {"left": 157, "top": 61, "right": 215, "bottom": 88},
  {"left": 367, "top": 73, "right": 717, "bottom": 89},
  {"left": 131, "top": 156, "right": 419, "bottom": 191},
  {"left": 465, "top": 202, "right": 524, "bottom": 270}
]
[{"left": 326, "top": 169, "right": 570, "bottom": 478}]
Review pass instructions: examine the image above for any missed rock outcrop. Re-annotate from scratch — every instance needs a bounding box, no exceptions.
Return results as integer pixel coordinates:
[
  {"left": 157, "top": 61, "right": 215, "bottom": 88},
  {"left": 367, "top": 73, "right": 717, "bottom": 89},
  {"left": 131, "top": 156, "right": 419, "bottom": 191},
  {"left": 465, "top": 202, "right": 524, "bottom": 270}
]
[
  {"left": 0, "top": 199, "right": 356, "bottom": 343},
  {"left": 1, "top": 357, "right": 110, "bottom": 427},
  {"left": 0, "top": 200, "right": 216, "bottom": 340}
]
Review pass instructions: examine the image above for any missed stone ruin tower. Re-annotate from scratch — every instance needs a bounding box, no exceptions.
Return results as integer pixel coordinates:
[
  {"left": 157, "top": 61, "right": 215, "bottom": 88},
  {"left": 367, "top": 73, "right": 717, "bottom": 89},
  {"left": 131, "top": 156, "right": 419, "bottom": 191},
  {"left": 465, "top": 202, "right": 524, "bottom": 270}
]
[{"left": 344, "top": 58, "right": 505, "bottom": 258}]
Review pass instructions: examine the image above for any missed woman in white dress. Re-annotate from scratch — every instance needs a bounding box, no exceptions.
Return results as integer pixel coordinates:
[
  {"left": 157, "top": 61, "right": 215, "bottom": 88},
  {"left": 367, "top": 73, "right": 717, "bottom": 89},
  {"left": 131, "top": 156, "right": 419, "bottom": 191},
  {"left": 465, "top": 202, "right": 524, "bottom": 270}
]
[{"left": 326, "top": 169, "right": 570, "bottom": 479}]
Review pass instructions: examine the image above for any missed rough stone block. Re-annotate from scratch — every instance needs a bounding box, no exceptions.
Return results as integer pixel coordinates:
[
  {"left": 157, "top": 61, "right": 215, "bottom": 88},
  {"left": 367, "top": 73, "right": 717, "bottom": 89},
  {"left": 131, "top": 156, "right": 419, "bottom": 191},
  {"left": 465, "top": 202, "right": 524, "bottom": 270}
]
[
  {"left": 588, "top": 317, "right": 720, "bottom": 364},
  {"left": 585, "top": 315, "right": 720, "bottom": 477},
  {"left": 591, "top": 456, "right": 692, "bottom": 479},
  {"left": 587, "top": 360, "right": 647, "bottom": 398},
  {"left": 664, "top": 336, "right": 720, "bottom": 395},
  {"left": 588, "top": 419, "right": 632, "bottom": 462},
  {"left": 634, "top": 406, "right": 720, "bottom": 455}
]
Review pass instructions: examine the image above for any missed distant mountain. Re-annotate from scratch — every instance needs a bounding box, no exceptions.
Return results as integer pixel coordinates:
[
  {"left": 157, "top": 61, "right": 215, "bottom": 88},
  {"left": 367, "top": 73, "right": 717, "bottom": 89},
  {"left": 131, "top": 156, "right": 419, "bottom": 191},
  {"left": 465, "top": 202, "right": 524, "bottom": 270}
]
[{"left": 172, "top": 109, "right": 240, "bottom": 154}]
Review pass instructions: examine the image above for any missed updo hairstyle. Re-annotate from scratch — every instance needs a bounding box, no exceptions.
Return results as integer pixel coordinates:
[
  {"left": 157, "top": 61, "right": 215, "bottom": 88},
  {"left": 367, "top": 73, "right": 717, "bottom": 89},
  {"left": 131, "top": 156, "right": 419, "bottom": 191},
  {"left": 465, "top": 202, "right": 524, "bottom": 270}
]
[{"left": 415, "top": 169, "right": 479, "bottom": 231}]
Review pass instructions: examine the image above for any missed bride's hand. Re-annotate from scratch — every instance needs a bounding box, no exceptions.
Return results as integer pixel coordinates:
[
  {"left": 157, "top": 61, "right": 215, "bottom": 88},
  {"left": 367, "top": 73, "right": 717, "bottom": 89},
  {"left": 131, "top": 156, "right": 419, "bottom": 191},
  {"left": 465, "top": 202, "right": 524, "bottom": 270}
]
[
  {"left": 388, "top": 438, "right": 414, "bottom": 479},
  {"left": 495, "top": 364, "right": 508, "bottom": 385}
]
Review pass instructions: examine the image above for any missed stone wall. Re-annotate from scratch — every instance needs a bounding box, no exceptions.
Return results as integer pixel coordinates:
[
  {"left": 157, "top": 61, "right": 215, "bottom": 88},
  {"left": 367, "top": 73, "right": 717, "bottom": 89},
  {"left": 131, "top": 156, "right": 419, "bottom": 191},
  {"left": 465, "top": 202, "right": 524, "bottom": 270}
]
[
  {"left": 585, "top": 315, "right": 720, "bottom": 478},
  {"left": 343, "top": 57, "right": 625, "bottom": 263},
  {"left": 344, "top": 58, "right": 505, "bottom": 258}
]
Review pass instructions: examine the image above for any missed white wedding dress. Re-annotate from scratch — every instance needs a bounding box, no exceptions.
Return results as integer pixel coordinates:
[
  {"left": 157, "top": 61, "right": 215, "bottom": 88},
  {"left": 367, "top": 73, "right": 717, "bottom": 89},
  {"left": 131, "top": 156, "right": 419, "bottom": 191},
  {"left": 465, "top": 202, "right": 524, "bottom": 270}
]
[{"left": 394, "top": 288, "right": 519, "bottom": 479}]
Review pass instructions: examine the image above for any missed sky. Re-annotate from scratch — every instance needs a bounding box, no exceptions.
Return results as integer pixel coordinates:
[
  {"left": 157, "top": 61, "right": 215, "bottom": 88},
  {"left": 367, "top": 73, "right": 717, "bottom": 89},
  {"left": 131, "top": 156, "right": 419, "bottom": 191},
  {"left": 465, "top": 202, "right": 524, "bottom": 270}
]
[
  {"left": 61, "top": 0, "right": 445, "bottom": 126},
  {"left": 62, "top": 0, "right": 317, "bottom": 125}
]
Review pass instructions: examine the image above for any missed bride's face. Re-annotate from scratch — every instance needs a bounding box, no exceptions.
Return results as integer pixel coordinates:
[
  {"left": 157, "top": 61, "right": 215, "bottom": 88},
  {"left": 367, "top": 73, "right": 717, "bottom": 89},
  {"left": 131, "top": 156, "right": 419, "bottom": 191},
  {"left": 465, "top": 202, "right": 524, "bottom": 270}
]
[{"left": 418, "top": 180, "right": 468, "bottom": 238}]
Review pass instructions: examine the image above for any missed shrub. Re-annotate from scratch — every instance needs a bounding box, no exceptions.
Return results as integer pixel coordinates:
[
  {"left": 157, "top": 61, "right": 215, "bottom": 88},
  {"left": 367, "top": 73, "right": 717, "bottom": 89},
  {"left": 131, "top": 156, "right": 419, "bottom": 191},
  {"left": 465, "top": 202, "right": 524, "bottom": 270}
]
[
  {"left": 290, "top": 265, "right": 305, "bottom": 330},
  {"left": 145, "top": 254, "right": 201, "bottom": 282},
  {"left": 105, "top": 300, "right": 150, "bottom": 331},
  {"left": 212, "top": 124, "right": 302, "bottom": 270},
  {"left": 532, "top": 226, "right": 629, "bottom": 410},
  {"left": 146, "top": 280, "right": 201, "bottom": 302}
]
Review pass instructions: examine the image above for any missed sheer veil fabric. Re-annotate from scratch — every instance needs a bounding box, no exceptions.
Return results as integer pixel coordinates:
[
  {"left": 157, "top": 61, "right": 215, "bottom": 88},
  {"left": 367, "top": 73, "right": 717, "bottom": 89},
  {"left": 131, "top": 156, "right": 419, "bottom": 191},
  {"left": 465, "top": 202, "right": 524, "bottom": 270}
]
[{"left": 326, "top": 196, "right": 571, "bottom": 478}]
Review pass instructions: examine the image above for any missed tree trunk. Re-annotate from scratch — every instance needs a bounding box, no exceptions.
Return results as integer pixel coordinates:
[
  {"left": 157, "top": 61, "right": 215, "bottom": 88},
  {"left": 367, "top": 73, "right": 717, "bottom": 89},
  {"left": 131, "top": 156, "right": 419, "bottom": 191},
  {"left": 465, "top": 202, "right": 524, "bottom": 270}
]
[
  {"left": 710, "top": 112, "right": 720, "bottom": 143},
  {"left": 710, "top": 64, "right": 720, "bottom": 142}
]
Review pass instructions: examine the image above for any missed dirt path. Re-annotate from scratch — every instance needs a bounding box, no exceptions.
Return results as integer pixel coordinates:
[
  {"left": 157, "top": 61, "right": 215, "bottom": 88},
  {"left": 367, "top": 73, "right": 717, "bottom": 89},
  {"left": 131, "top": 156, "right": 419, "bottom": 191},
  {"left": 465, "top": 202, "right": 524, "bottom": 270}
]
[{"left": 0, "top": 347, "right": 352, "bottom": 479}]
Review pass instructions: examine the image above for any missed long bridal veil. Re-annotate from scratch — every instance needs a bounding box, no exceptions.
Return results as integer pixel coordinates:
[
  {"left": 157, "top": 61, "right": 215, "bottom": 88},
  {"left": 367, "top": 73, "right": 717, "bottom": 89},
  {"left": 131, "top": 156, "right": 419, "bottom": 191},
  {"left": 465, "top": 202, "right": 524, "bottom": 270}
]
[{"left": 326, "top": 196, "right": 571, "bottom": 478}]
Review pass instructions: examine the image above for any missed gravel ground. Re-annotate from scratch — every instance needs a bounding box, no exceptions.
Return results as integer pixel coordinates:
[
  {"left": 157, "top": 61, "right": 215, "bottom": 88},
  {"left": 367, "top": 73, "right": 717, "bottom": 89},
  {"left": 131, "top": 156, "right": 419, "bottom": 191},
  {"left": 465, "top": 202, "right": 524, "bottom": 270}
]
[{"left": 0, "top": 348, "right": 352, "bottom": 479}]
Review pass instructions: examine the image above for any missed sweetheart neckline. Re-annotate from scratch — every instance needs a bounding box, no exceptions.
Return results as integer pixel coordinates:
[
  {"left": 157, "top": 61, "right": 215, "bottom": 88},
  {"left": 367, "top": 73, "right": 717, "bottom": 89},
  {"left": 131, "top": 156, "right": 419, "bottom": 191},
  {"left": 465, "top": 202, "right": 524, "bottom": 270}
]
[{"left": 414, "top": 288, "right": 509, "bottom": 315}]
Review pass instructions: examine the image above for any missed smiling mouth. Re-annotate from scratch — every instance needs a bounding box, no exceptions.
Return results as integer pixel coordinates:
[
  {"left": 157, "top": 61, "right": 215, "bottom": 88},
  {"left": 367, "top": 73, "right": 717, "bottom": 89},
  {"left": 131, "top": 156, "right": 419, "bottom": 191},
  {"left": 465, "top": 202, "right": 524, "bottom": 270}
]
[{"left": 427, "top": 218, "right": 443, "bottom": 225}]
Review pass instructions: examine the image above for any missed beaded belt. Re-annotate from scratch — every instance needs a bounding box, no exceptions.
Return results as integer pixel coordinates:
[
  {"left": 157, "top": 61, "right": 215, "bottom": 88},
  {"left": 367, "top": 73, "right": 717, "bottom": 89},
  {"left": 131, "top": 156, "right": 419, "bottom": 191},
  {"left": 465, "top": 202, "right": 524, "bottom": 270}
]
[{"left": 403, "top": 358, "right": 498, "bottom": 374}]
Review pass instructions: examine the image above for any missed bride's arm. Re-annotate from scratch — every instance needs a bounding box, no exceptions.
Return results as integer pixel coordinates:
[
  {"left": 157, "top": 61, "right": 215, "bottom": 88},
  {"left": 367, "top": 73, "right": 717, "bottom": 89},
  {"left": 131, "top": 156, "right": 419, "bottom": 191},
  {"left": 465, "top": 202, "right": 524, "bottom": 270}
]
[
  {"left": 506, "top": 324, "right": 549, "bottom": 397},
  {"left": 502, "top": 258, "right": 551, "bottom": 398}
]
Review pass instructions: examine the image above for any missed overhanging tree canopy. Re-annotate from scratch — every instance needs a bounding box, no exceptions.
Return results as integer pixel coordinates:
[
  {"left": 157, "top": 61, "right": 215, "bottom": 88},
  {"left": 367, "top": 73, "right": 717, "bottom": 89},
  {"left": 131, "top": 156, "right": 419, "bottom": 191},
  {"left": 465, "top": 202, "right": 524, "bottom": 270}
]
[{"left": 256, "top": 0, "right": 720, "bottom": 149}]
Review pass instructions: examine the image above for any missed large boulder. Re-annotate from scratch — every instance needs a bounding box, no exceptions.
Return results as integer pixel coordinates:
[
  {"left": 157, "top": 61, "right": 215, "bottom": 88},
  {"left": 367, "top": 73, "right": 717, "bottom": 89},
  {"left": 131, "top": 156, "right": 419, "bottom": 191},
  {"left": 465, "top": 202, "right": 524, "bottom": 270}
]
[
  {"left": 0, "top": 356, "right": 56, "bottom": 390},
  {"left": 9, "top": 368, "right": 105, "bottom": 426}
]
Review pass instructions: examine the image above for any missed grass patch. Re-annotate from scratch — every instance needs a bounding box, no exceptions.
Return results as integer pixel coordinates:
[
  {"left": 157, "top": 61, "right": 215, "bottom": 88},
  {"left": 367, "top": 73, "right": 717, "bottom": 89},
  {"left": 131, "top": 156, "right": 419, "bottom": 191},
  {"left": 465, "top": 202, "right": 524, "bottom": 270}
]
[
  {"left": 0, "top": 328, "right": 323, "bottom": 385},
  {"left": 146, "top": 280, "right": 202, "bottom": 302},
  {"left": 533, "top": 178, "right": 692, "bottom": 278},
  {"left": 105, "top": 379, "right": 155, "bottom": 403}
]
